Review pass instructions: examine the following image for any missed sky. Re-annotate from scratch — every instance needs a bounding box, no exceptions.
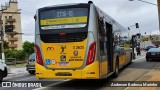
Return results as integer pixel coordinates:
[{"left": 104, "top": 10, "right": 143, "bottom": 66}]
[{"left": 0, "top": 0, "right": 159, "bottom": 42}]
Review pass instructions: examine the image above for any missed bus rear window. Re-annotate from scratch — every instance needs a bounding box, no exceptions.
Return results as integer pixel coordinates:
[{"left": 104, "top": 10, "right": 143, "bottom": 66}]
[{"left": 40, "top": 8, "right": 88, "bottom": 30}]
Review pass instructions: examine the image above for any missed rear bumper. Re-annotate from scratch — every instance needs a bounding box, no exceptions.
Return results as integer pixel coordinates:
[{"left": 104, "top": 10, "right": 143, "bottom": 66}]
[
  {"left": 146, "top": 56, "right": 160, "bottom": 60},
  {"left": 35, "top": 61, "right": 99, "bottom": 79},
  {"left": 26, "top": 64, "right": 35, "bottom": 71}
]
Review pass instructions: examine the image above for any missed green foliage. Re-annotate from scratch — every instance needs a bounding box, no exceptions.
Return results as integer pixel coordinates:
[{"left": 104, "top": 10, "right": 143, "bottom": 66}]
[
  {"left": 15, "top": 50, "right": 26, "bottom": 61},
  {"left": 22, "top": 41, "right": 34, "bottom": 57},
  {"left": 141, "top": 37, "right": 148, "bottom": 42},
  {"left": 4, "top": 49, "right": 26, "bottom": 61},
  {"left": 151, "top": 35, "right": 158, "bottom": 41},
  {"left": 4, "top": 49, "right": 15, "bottom": 58},
  {"left": 1, "top": 41, "right": 34, "bottom": 61},
  {"left": 4, "top": 41, "right": 9, "bottom": 49}
]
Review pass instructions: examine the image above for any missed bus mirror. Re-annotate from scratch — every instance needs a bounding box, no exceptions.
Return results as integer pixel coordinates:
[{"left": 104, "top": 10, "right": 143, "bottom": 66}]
[
  {"left": 34, "top": 15, "right": 37, "bottom": 21},
  {"left": 99, "top": 17, "right": 106, "bottom": 36},
  {"left": 99, "top": 18, "right": 104, "bottom": 26},
  {"left": 88, "top": 1, "right": 93, "bottom": 4}
]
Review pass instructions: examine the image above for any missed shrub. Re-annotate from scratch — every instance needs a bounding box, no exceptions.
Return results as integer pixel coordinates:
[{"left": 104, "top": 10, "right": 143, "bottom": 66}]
[{"left": 4, "top": 49, "right": 26, "bottom": 61}]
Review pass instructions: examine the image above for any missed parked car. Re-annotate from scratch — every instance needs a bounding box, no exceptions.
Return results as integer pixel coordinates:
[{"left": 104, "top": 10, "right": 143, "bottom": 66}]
[
  {"left": 144, "top": 46, "right": 155, "bottom": 51},
  {"left": 26, "top": 53, "right": 35, "bottom": 75},
  {"left": 146, "top": 48, "right": 160, "bottom": 61}
]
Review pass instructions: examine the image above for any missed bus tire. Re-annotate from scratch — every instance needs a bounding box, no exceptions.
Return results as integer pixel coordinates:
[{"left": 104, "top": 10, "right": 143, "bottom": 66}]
[
  {"left": 0, "top": 70, "right": 3, "bottom": 82},
  {"left": 129, "top": 53, "right": 132, "bottom": 64},
  {"left": 28, "top": 71, "right": 35, "bottom": 75},
  {"left": 133, "top": 53, "right": 136, "bottom": 59},
  {"left": 113, "top": 58, "right": 119, "bottom": 78}
]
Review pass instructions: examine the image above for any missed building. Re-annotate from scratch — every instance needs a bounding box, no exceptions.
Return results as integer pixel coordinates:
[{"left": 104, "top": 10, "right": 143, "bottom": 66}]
[{"left": 0, "top": 0, "right": 22, "bottom": 50}]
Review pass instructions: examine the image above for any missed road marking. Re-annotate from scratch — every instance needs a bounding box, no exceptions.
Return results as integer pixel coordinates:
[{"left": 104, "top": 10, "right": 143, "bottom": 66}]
[{"left": 134, "top": 56, "right": 145, "bottom": 61}]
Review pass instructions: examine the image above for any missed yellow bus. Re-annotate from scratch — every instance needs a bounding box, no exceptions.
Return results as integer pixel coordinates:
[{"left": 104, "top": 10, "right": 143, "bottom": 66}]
[{"left": 35, "top": 1, "right": 134, "bottom": 79}]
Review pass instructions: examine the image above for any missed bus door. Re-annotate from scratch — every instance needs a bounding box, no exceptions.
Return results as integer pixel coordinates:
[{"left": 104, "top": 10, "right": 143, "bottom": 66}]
[
  {"left": 106, "top": 22, "right": 113, "bottom": 73},
  {"left": 99, "top": 18, "right": 107, "bottom": 76}
]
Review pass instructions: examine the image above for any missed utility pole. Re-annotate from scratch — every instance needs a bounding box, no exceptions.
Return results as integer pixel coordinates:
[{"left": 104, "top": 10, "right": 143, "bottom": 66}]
[
  {"left": 0, "top": 8, "right": 6, "bottom": 63},
  {"left": 158, "top": 0, "right": 160, "bottom": 32},
  {"left": 0, "top": 28, "right": 5, "bottom": 63}
]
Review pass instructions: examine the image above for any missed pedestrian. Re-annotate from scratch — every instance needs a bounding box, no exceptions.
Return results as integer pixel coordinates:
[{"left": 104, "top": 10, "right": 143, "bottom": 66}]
[{"left": 136, "top": 46, "right": 141, "bottom": 56}]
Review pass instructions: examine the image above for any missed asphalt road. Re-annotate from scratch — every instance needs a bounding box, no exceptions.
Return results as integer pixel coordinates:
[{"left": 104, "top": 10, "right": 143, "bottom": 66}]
[
  {"left": 35, "top": 56, "right": 158, "bottom": 90},
  {"left": 0, "top": 73, "right": 62, "bottom": 90},
  {"left": 0, "top": 55, "right": 158, "bottom": 90}
]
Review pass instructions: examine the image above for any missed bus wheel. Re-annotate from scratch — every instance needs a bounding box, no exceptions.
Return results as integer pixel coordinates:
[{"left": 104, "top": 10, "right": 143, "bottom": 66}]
[
  {"left": 28, "top": 71, "right": 35, "bottom": 75},
  {"left": 0, "top": 71, "right": 3, "bottom": 82},
  {"left": 113, "top": 59, "right": 119, "bottom": 78},
  {"left": 133, "top": 53, "right": 136, "bottom": 59},
  {"left": 129, "top": 53, "right": 132, "bottom": 64}
]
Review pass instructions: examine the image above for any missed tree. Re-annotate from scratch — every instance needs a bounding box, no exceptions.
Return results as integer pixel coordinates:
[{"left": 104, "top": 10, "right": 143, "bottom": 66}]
[
  {"left": 141, "top": 37, "right": 148, "bottom": 42},
  {"left": 15, "top": 50, "right": 26, "bottom": 61},
  {"left": 22, "top": 41, "right": 34, "bottom": 57}
]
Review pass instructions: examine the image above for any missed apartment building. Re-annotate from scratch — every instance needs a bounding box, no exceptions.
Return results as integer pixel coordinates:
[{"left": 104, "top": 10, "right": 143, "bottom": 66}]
[{"left": 0, "top": 0, "right": 22, "bottom": 50}]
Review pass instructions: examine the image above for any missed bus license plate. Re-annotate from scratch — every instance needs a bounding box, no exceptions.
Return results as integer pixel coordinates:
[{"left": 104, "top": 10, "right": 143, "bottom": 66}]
[{"left": 58, "top": 62, "right": 69, "bottom": 66}]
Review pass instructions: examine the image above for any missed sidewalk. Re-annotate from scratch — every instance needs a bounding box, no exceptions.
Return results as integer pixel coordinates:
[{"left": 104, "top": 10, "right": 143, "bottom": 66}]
[
  {"left": 125, "top": 53, "right": 160, "bottom": 90},
  {"left": 7, "top": 65, "right": 27, "bottom": 77}
]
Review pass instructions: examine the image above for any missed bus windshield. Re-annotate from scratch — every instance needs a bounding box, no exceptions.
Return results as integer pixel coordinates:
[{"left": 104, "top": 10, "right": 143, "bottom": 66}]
[{"left": 40, "top": 8, "right": 88, "bottom": 30}]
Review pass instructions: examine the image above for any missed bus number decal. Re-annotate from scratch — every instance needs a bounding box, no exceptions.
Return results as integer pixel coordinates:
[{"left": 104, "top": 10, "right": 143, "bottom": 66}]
[{"left": 73, "top": 46, "right": 84, "bottom": 49}]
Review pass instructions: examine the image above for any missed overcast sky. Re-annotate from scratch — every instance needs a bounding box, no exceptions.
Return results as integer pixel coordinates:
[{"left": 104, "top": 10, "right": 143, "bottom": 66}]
[{"left": 0, "top": 0, "right": 159, "bottom": 42}]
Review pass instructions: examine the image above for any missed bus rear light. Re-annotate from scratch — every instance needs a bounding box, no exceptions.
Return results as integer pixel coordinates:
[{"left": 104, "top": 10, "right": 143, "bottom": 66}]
[
  {"left": 87, "top": 41, "right": 96, "bottom": 65},
  {"left": 35, "top": 44, "right": 43, "bottom": 66}
]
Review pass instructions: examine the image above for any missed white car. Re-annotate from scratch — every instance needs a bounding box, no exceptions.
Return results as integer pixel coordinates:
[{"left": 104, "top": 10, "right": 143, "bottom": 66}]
[{"left": 0, "top": 62, "right": 8, "bottom": 82}]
